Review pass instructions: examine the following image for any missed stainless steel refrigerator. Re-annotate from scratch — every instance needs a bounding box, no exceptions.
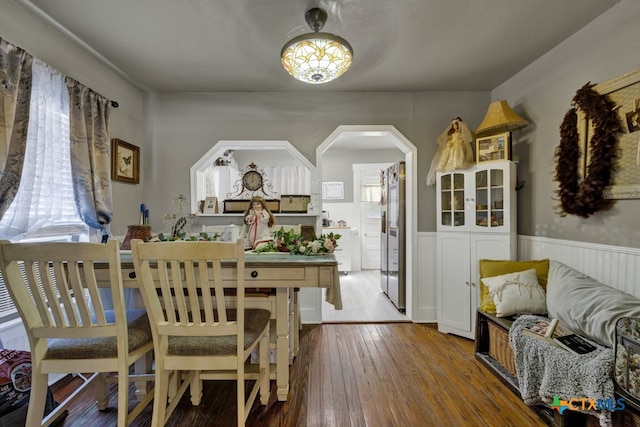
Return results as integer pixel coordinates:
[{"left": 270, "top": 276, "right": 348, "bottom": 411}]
[{"left": 380, "top": 161, "right": 406, "bottom": 311}]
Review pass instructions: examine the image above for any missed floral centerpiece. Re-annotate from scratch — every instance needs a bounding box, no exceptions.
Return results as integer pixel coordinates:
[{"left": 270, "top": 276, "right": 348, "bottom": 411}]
[
  {"left": 154, "top": 231, "right": 221, "bottom": 242},
  {"left": 254, "top": 227, "right": 340, "bottom": 256}
]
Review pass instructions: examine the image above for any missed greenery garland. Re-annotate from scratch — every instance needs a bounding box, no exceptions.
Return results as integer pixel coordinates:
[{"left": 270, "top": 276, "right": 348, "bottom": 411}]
[{"left": 554, "top": 83, "right": 621, "bottom": 218}]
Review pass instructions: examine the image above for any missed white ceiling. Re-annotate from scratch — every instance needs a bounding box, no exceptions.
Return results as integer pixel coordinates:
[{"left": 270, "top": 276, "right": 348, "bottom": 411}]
[{"left": 16, "top": 0, "right": 619, "bottom": 94}]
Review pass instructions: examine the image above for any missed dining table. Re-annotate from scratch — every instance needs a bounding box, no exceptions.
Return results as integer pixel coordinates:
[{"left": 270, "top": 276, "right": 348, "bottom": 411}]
[{"left": 95, "top": 250, "right": 342, "bottom": 402}]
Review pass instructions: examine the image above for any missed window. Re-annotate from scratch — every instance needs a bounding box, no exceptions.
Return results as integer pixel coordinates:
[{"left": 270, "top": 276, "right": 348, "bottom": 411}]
[{"left": 0, "top": 60, "right": 88, "bottom": 322}]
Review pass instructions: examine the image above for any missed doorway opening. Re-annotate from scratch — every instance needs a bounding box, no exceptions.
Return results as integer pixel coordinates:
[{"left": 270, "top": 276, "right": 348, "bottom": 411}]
[{"left": 315, "top": 125, "right": 416, "bottom": 322}]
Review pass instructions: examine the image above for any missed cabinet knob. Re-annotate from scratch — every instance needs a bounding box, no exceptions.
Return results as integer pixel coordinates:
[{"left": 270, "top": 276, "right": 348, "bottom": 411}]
[
  {"left": 250, "top": 270, "right": 258, "bottom": 278},
  {"left": 465, "top": 281, "right": 470, "bottom": 286},
  {"left": 128, "top": 271, "right": 136, "bottom": 279},
  {"left": 471, "top": 282, "right": 476, "bottom": 287}
]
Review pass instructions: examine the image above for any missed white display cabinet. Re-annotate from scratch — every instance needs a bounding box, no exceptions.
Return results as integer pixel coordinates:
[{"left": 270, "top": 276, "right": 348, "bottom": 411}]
[
  {"left": 435, "top": 161, "right": 517, "bottom": 339},
  {"left": 436, "top": 161, "right": 516, "bottom": 233}
]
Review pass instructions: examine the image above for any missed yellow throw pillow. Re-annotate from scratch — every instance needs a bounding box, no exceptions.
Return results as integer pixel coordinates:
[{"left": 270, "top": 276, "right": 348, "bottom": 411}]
[{"left": 478, "top": 259, "right": 550, "bottom": 314}]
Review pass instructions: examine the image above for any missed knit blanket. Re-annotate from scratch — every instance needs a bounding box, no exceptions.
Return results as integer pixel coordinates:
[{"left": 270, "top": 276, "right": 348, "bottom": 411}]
[{"left": 509, "top": 315, "right": 615, "bottom": 426}]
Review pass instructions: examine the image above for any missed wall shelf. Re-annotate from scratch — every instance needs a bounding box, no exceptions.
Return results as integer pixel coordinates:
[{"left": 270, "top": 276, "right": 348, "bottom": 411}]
[{"left": 198, "top": 213, "right": 319, "bottom": 217}]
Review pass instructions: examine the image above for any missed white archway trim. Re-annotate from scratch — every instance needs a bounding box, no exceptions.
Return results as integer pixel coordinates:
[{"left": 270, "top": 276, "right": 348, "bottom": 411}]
[
  {"left": 190, "top": 140, "right": 315, "bottom": 212},
  {"left": 315, "top": 125, "right": 418, "bottom": 321}
]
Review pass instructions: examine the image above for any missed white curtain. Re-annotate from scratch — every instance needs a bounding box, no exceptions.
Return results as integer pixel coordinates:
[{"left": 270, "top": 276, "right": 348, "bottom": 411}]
[
  {"left": 0, "top": 60, "right": 87, "bottom": 240},
  {"left": 263, "top": 166, "right": 310, "bottom": 195},
  {"left": 361, "top": 184, "right": 381, "bottom": 202}
]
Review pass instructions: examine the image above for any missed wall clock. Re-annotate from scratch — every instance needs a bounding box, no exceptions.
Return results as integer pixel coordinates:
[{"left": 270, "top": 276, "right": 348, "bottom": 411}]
[
  {"left": 223, "top": 162, "right": 280, "bottom": 213},
  {"left": 242, "top": 169, "right": 263, "bottom": 191}
]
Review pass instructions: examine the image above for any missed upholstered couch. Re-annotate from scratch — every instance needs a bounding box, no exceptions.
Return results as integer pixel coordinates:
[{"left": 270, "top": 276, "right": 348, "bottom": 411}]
[{"left": 475, "top": 259, "right": 640, "bottom": 427}]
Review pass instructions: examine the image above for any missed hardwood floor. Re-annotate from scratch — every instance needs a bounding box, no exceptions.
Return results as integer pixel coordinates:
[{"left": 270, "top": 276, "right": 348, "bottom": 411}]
[
  {"left": 51, "top": 323, "right": 545, "bottom": 427},
  {"left": 322, "top": 270, "right": 408, "bottom": 323}
]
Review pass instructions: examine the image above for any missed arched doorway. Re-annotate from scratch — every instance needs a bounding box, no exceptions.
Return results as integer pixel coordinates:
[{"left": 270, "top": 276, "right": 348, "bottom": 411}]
[{"left": 315, "top": 125, "right": 417, "bottom": 321}]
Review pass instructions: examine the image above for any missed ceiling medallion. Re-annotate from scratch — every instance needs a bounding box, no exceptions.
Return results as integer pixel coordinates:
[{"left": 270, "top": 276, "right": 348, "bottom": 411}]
[{"left": 281, "top": 7, "right": 353, "bottom": 84}]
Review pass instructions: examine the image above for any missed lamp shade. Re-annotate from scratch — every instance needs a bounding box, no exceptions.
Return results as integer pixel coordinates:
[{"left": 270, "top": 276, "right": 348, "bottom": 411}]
[
  {"left": 475, "top": 100, "right": 529, "bottom": 136},
  {"left": 281, "top": 8, "right": 353, "bottom": 84}
]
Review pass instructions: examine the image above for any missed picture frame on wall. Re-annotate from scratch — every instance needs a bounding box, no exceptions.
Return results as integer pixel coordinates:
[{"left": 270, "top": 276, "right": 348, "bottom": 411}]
[
  {"left": 111, "top": 138, "right": 140, "bottom": 184},
  {"left": 322, "top": 181, "right": 344, "bottom": 200},
  {"left": 476, "top": 132, "right": 510, "bottom": 163}
]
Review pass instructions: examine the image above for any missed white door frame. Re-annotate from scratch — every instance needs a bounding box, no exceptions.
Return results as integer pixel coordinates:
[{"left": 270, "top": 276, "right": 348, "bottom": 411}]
[
  {"left": 314, "top": 125, "right": 417, "bottom": 321},
  {"left": 353, "top": 163, "right": 393, "bottom": 270}
]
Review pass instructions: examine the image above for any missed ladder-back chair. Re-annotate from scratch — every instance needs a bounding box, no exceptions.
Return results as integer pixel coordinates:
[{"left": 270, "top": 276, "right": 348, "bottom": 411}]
[
  {"left": 0, "top": 240, "right": 154, "bottom": 427},
  {"left": 130, "top": 238, "right": 271, "bottom": 426}
]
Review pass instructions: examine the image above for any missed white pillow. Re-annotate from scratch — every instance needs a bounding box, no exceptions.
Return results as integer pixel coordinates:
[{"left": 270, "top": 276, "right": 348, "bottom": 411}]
[{"left": 480, "top": 268, "right": 547, "bottom": 317}]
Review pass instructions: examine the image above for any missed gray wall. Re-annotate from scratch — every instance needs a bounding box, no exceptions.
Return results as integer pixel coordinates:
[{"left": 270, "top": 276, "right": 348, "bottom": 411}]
[
  {"left": 322, "top": 149, "right": 402, "bottom": 203},
  {"left": 144, "top": 91, "right": 488, "bottom": 235},
  {"left": 492, "top": 0, "right": 640, "bottom": 248},
  {"left": 0, "top": 0, "right": 145, "bottom": 238}
]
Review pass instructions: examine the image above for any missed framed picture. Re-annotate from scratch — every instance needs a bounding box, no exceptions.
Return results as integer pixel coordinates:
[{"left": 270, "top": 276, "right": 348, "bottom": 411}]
[
  {"left": 202, "top": 196, "right": 218, "bottom": 214},
  {"left": 476, "top": 132, "right": 510, "bottom": 163},
  {"left": 111, "top": 138, "right": 139, "bottom": 184},
  {"left": 590, "top": 68, "right": 640, "bottom": 199},
  {"left": 322, "top": 181, "right": 344, "bottom": 200}
]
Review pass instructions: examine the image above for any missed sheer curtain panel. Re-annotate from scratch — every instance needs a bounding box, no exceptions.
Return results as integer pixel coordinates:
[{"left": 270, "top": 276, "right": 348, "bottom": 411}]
[{"left": 0, "top": 60, "right": 89, "bottom": 241}]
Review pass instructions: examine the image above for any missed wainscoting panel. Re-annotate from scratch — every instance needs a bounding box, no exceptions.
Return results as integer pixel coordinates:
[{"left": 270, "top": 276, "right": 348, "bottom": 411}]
[
  {"left": 518, "top": 235, "right": 640, "bottom": 297},
  {"left": 414, "top": 232, "right": 437, "bottom": 323}
]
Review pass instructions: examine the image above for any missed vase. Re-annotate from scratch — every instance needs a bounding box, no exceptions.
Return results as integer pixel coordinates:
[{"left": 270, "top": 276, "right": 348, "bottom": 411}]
[{"left": 120, "top": 225, "right": 152, "bottom": 250}]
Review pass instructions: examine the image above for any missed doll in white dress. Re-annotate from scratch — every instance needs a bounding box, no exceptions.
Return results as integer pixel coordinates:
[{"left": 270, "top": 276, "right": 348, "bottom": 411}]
[
  {"left": 426, "top": 117, "right": 475, "bottom": 185},
  {"left": 243, "top": 196, "right": 276, "bottom": 249}
]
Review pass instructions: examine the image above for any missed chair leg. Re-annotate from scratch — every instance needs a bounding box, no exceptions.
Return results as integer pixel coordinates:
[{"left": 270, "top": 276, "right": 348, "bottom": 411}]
[
  {"left": 238, "top": 364, "right": 245, "bottom": 426},
  {"left": 95, "top": 372, "right": 109, "bottom": 410},
  {"left": 190, "top": 370, "right": 202, "bottom": 406},
  {"left": 153, "top": 370, "right": 170, "bottom": 427},
  {"left": 167, "top": 370, "right": 179, "bottom": 403},
  {"left": 26, "top": 372, "right": 49, "bottom": 427},
  {"left": 260, "top": 333, "right": 270, "bottom": 405},
  {"left": 117, "top": 368, "right": 129, "bottom": 427}
]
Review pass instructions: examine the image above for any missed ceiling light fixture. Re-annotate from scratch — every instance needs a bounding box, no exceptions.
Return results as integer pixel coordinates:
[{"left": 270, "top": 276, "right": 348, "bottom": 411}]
[{"left": 281, "top": 7, "right": 353, "bottom": 84}]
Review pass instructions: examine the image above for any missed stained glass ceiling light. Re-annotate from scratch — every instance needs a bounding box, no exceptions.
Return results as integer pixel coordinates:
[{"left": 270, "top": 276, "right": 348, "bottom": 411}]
[{"left": 281, "top": 7, "right": 353, "bottom": 84}]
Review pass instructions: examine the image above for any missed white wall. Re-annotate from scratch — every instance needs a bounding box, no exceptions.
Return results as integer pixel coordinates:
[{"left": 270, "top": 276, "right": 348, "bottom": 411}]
[{"left": 491, "top": 0, "right": 640, "bottom": 248}]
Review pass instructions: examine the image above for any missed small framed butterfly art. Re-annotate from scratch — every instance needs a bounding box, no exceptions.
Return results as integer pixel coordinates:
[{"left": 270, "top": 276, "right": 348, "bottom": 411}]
[{"left": 111, "top": 138, "right": 140, "bottom": 184}]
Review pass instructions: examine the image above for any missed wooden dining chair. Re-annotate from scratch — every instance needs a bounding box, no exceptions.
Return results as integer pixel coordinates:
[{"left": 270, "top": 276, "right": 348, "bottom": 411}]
[
  {"left": 130, "top": 238, "right": 271, "bottom": 426},
  {"left": 0, "top": 240, "right": 154, "bottom": 427}
]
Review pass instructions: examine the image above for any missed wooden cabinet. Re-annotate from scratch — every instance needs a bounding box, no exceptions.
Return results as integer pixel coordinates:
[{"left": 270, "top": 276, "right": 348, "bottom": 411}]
[{"left": 436, "top": 161, "right": 517, "bottom": 339}]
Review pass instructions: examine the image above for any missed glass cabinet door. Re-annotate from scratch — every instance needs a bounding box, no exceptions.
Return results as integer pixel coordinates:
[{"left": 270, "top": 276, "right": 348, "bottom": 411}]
[
  {"left": 439, "top": 172, "right": 466, "bottom": 229},
  {"left": 474, "top": 167, "right": 505, "bottom": 230}
]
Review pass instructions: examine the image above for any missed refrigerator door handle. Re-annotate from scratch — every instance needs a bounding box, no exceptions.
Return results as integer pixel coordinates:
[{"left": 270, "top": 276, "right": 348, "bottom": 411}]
[{"left": 381, "top": 211, "right": 386, "bottom": 233}]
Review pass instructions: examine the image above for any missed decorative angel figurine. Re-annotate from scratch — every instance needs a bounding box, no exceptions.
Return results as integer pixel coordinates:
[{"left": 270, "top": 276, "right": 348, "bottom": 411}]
[{"left": 426, "top": 117, "right": 475, "bottom": 186}]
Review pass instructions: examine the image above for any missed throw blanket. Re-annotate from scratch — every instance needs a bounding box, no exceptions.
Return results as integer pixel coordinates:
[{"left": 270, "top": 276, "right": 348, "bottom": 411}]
[{"left": 509, "top": 315, "right": 615, "bottom": 426}]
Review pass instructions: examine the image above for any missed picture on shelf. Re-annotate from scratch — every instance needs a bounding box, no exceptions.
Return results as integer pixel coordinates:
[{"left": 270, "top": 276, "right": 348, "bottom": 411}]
[
  {"left": 202, "top": 197, "right": 218, "bottom": 214},
  {"left": 476, "top": 132, "right": 510, "bottom": 163}
]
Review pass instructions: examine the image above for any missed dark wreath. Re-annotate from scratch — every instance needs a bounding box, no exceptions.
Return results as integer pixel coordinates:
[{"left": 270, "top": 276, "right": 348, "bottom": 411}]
[{"left": 554, "top": 83, "right": 622, "bottom": 218}]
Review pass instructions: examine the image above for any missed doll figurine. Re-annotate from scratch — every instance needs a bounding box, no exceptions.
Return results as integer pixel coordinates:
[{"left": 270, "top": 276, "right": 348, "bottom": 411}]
[
  {"left": 243, "top": 196, "right": 276, "bottom": 249},
  {"left": 426, "top": 117, "right": 475, "bottom": 185}
]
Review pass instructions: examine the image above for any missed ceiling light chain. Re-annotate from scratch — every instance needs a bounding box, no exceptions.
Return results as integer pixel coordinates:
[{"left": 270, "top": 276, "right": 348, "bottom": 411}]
[{"left": 281, "top": 7, "right": 353, "bottom": 84}]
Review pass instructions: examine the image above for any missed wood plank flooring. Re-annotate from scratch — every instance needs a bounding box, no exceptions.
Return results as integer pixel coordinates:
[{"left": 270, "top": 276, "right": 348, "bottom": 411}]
[
  {"left": 322, "top": 270, "right": 408, "bottom": 323},
  {"left": 51, "top": 323, "right": 545, "bottom": 427}
]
